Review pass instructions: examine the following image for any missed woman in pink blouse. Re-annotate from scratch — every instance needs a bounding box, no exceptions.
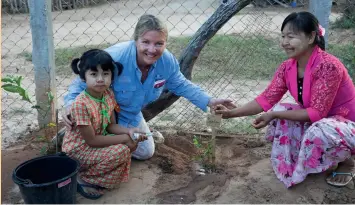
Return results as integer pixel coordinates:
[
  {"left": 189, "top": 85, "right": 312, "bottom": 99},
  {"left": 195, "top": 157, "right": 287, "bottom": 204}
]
[{"left": 215, "top": 11, "right": 355, "bottom": 188}]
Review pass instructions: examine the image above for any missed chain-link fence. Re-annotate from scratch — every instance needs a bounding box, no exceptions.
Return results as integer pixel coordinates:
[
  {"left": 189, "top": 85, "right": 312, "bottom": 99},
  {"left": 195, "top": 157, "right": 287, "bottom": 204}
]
[{"left": 2, "top": 0, "right": 355, "bottom": 149}]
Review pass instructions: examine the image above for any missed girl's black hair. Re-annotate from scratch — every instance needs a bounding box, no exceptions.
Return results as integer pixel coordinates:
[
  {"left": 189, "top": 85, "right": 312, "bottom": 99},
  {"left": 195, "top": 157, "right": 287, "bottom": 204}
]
[
  {"left": 71, "top": 49, "right": 123, "bottom": 81},
  {"left": 281, "top": 11, "right": 325, "bottom": 50}
]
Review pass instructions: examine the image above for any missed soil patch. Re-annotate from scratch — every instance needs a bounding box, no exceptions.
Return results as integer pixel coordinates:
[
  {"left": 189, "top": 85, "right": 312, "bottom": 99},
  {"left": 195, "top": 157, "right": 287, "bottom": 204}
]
[
  {"left": 149, "top": 134, "right": 270, "bottom": 204},
  {"left": 1, "top": 124, "right": 65, "bottom": 204},
  {"left": 149, "top": 133, "right": 354, "bottom": 204},
  {"left": 1, "top": 147, "right": 40, "bottom": 204}
]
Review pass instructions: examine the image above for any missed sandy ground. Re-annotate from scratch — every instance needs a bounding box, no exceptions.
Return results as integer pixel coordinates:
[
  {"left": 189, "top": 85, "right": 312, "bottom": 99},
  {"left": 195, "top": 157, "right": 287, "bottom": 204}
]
[{"left": 2, "top": 133, "right": 355, "bottom": 204}]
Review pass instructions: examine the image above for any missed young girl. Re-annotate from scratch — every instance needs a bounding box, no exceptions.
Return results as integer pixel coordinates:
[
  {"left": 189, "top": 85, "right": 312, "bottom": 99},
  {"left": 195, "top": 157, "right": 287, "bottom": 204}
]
[{"left": 62, "top": 49, "right": 147, "bottom": 200}]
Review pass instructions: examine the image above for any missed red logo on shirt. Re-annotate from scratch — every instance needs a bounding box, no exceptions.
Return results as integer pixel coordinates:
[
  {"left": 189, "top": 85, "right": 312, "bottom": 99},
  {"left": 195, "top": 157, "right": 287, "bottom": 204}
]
[{"left": 154, "top": 80, "right": 166, "bottom": 88}]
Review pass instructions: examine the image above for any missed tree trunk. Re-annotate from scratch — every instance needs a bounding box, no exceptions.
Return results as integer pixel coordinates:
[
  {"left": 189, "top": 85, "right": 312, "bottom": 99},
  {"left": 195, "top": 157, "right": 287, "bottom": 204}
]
[{"left": 141, "top": 0, "right": 252, "bottom": 122}]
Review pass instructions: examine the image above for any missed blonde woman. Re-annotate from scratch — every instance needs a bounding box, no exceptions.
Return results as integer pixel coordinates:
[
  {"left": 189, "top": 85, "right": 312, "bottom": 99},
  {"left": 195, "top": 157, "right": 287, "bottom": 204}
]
[{"left": 63, "top": 14, "right": 233, "bottom": 161}]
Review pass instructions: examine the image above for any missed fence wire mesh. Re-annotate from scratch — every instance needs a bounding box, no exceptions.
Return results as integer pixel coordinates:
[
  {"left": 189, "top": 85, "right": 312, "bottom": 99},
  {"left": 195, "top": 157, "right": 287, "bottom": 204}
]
[{"left": 1, "top": 0, "right": 355, "bottom": 148}]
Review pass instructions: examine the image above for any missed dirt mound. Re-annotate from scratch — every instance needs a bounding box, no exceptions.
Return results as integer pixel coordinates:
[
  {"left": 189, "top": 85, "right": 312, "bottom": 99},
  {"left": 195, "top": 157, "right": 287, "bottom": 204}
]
[
  {"left": 152, "top": 134, "right": 268, "bottom": 174},
  {"left": 151, "top": 134, "right": 270, "bottom": 204},
  {"left": 2, "top": 147, "right": 40, "bottom": 204},
  {"left": 149, "top": 134, "right": 354, "bottom": 204},
  {"left": 152, "top": 135, "right": 198, "bottom": 174}
]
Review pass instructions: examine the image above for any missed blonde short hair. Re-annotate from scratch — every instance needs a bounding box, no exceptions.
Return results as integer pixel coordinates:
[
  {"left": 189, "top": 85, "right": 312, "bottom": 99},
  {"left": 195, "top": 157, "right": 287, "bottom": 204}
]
[{"left": 133, "top": 14, "right": 168, "bottom": 41}]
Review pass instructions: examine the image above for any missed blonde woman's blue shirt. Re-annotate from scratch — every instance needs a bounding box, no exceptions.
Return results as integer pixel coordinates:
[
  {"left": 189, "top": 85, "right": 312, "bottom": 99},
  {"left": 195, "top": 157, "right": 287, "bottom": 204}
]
[{"left": 64, "top": 40, "right": 211, "bottom": 127}]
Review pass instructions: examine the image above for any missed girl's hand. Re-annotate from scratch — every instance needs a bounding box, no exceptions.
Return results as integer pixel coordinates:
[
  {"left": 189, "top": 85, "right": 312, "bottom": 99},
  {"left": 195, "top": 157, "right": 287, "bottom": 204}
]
[
  {"left": 136, "top": 134, "right": 148, "bottom": 142},
  {"left": 125, "top": 129, "right": 148, "bottom": 152},
  {"left": 125, "top": 134, "right": 148, "bottom": 152},
  {"left": 214, "top": 104, "right": 233, "bottom": 119},
  {"left": 128, "top": 128, "right": 144, "bottom": 139},
  {"left": 252, "top": 112, "right": 275, "bottom": 129},
  {"left": 126, "top": 139, "right": 138, "bottom": 152}
]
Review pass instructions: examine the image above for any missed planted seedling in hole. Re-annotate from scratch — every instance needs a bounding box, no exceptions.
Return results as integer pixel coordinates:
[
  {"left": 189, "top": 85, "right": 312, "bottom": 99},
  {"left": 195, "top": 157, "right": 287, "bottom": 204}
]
[{"left": 192, "top": 135, "right": 217, "bottom": 172}]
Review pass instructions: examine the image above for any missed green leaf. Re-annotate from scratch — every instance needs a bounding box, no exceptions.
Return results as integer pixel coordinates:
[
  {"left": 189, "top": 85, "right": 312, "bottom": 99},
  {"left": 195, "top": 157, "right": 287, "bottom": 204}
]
[
  {"left": 1, "top": 77, "right": 16, "bottom": 84},
  {"left": 193, "top": 136, "right": 201, "bottom": 148},
  {"left": 2, "top": 84, "right": 21, "bottom": 93},
  {"left": 47, "top": 122, "right": 56, "bottom": 127},
  {"left": 17, "top": 86, "right": 31, "bottom": 103},
  {"left": 47, "top": 91, "right": 54, "bottom": 103},
  {"left": 40, "top": 145, "right": 47, "bottom": 155},
  {"left": 2, "top": 84, "right": 31, "bottom": 103},
  {"left": 14, "top": 76, "right": 23, "bottom": 86},
  {"left": 36, "top": 135, "right": 46, "bottom": 141},
  {"left": 22, "top": 92, "right": 31, "bottom": 103}
]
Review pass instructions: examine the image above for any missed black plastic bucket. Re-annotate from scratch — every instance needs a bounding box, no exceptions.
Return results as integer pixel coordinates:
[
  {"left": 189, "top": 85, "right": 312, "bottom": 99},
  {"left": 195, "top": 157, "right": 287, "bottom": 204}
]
[{"left": 12, "top": 152, "right": 80, "bottom": 204}]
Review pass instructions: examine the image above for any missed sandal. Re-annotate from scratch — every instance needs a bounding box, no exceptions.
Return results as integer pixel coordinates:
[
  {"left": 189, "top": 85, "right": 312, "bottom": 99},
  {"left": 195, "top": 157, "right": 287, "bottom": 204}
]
[
  {"left": 326, "top": 172, "right": 355, "bottom": 189},
  {"left": 77, "top": 183, "right": 104, "bottom": 200}
]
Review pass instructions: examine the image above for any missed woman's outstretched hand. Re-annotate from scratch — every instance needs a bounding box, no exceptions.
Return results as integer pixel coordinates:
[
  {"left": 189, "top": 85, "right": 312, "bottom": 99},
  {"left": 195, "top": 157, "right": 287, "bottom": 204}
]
[
  {"left": 214, "top": 104, "right": 234, "bottom": 119},
  {"left": 252, "top": 112, "right": 274, "bottom": 129},
  {"left": 208, "top": 98, "right": 237, "bottom": 111}
]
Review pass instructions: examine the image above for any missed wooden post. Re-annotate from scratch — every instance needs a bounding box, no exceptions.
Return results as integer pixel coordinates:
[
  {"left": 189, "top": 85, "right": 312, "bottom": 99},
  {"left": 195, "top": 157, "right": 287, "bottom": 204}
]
[
  {"left": 309, "top": 0, "right": 333, "bottom": 49},
  {"left": 210, "top": 129, "right": 217, "bottom": 164},
  {"left": 206, "top": 111, "right": 222, "bottom": 164},
  {"left": 28, "top": 0, "right": 57, "bottom": 127}
]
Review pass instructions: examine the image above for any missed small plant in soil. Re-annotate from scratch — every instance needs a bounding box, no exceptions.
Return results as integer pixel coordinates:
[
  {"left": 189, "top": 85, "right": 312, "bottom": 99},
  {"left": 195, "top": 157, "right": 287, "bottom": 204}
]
[{"left": 192, "top": 135, "right": 217, "bottom": 172}]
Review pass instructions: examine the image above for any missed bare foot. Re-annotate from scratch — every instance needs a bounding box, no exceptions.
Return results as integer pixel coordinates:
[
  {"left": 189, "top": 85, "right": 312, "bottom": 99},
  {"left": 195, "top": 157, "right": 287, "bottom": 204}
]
[{"left": 326, "top": 158, "right": 355, "bottom": 186}]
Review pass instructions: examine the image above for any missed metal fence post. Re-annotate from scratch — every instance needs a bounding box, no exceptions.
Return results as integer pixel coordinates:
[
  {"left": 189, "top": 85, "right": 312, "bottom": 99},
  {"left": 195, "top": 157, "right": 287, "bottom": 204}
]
[
  {"left": 28, "top": 0, "right": 57, "bottom": 127},
  {"left": 309, "top": 0, "right": 333, "bottom": 49}
]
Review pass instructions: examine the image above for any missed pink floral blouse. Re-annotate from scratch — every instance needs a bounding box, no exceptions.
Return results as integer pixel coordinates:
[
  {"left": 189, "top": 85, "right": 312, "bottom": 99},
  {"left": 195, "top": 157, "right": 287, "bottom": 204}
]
[{"left": 256, "top": 46, "right": 355, "bottom": 123}]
